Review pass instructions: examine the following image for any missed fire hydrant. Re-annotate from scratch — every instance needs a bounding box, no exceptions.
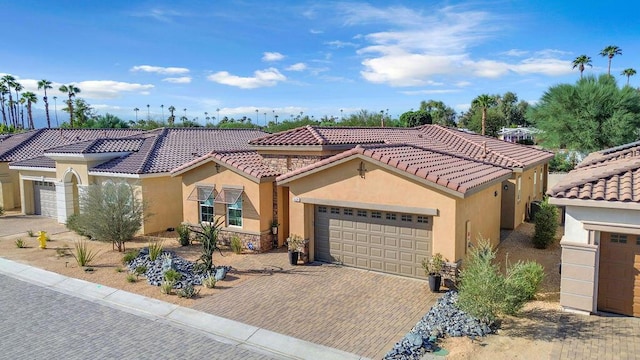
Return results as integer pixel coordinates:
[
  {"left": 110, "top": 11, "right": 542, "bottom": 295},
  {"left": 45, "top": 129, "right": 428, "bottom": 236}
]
[{"left": 38, "top": 231, "right": 47, "bottom": 249}]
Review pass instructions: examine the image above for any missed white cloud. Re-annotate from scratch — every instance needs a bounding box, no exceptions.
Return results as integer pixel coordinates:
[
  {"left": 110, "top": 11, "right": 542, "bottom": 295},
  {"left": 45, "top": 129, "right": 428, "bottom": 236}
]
[
  {"left": 361, "top": 53, "right": 465, "bottom": 86},
  {"left": 207, "top": 68, "right": 286, "bottom": 89},
  {"left": 76, "top": 80, "right": 154, "bottom": 99},
  {"left": 162, "top": 76, "right": 192, "bottom": 84},
  {"left": 325, "top": 40, "right": 358, "bottom": 48},
  {"left": 455, "top": 81, "right": 472, "bottom": 87},
  {"left": 262, "top": 52, "right": 285, "bottom": 62},
  {"left": 131, "top": 65, "right": 190, "bottom": 75},
  {"left": 286, "top": 63, "right": 307, "bottom": 71},
  {"left": 511, "top": 58, "right": 572, "bottom": 76},
  {"left": 400, "top": 89, "right": 459, "bottom": 95},
  {"left": 92, "top": 104, "right": 124, "bottom": 111},
  {"left": 309, "top": 29, "right": 323, "bottom": 34},
  {"left": 502, "top": 49, "right": 529, "bottom": 57}
]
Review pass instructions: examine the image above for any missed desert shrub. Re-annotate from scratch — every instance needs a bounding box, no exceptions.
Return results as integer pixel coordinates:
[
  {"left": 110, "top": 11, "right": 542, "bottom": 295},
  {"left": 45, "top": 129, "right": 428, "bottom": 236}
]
[
  {"left": 503, "top": 261, "right": 545, "bottom": 315},
  {"left": 148, "top": 240, "right": 164, "bottom": 261},
  {"left": 191, "top": 217, "right": 225, "bottom": 272},
  {"left": 533, "top": 199, "right": 558, "bottom": 249},
  {"left": 74, "top": 181, "right": 147, "bottom": 252},
  {"left": 66, "top": 213, "right": 91, "bottom": 237},
  {"left": 163, "top": 269, "right": 182, "bottom": 283},
  {"left": 0, "top": 206, "right": 4, "bottom": 216},
  {"left": 203, "top": 274, "right": 217, "bottom": 289},
  {"left": 122, "top": 249, "right": 140, "bottom": 265},
  {"left": 27, "top": 230, "right": 35, "bottom": 237},
  {"left": 457, "top": 239, "right": 505, "bottom": 325},
  {"left": 126, "top": 274, "right": 137, "bottom": 283},
  {"left": 71, "top": 240, "right": 100, "bottom": 267},
  {"left": 160, "top": 280, "right": 174, "bottom": 295},
  {"left": 230, "top": 235, "right": 242, "bottom": 254},
  {"left": 14, "top": 238, "right": 25, "bottom": 248},
  {"left": 176, "top": 224, "right": 191, "bottom": 246},
  {"left": 134, "top": 265, "right": 147, "bottom": 278},
  {"left": 115, "top": 267, "right": 124, "bottom": 273},
  {"left": 177, "top": 284, "right": 199, "bottom": 298},
  {"left": 56, "top": 247, "right": 71, "bottom": 257}
]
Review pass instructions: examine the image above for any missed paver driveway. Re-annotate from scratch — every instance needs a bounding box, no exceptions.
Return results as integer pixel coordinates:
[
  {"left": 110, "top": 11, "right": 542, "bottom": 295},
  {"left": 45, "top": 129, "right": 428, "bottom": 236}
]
[
  {"left": 194, "top": 251, "right": 438, "bottom": 359},
  {"left": 0, "top": 214, "right": 68, "bottom": 237}
]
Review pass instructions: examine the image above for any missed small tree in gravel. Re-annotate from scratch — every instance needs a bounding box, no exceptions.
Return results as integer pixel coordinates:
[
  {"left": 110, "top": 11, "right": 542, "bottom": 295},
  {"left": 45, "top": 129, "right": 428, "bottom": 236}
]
[
  {"left": 532, "top": 199, "right": 558, "bottom": 249},
  {"left": 75, "top": 181, "right": 147, "bottom": 252},
  {"left": 190, "top": 217, "right": 224, "bottom": 272}
]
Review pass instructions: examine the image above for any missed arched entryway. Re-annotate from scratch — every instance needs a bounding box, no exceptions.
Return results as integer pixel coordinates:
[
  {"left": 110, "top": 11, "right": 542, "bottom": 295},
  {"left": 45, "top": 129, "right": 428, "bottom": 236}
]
[{"left": 57, "top": 168, "right": 83, "bottom": 223}]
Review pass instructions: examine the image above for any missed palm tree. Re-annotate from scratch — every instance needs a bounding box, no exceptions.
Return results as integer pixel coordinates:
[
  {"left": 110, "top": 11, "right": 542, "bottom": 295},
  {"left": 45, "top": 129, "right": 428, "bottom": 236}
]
[
  {"left": 13, "top": 82, "right": 24, "bottom": 128},
  {"left": 0, "top": 82, "right": 8, "bottom": 127},
  {"left": 59, "top": 84, "right": 81, "bottom": 127},
  {"left": 621, "top": 68, "right": 636, "bottom": 86},
  {"left": 572, "top": 55, "right": 592, "bottom": 79},
  {"left": 21, "top": 92, "right": 38, "bottom": 129},
  {"left": 1, "top": 75, "right": 17, "bottom": 127},
  {"left": 472, "top": 94, "right": 497, "bottom": 136},
  {"left": 37, "top": 79, "right": 53, "bottom": 128},
  {"left": 160, "top": 104, "right": 164, "bottom": 121},
  {"left": 600, "top": 45, "right": 622, "bottom": 76},
  {"left": 168, "top": 106, "right": 176, "bottom": 126},
  {"left": 146, "top": 104, "right": 150, "bottom": 120},
  {"left": 133, "top": 107, "right": 139, "bottom": 122}
]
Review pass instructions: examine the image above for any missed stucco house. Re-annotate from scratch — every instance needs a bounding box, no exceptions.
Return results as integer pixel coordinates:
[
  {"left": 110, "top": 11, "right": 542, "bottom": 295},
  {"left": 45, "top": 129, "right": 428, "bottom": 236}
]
[
  {"left": 1, "top": 124, "right": 553, "bottom": 280},
  {"left": 549, "top": 141, "right": 640, "bottom": 317}
]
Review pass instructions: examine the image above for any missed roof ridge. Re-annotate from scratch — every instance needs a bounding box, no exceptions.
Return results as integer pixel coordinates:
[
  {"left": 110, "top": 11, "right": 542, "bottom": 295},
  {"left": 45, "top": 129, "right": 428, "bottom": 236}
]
[
  {"left": 137, "top": 128, "right": 168, "bottom": 173},
  {"left": 551, "top": 157, "right": 640, "bottom": 194},
  {"left": 306, "top": 125, "right": 327, "bottom": 145},
  {"left": 432, "top": 125, "right": 524, "bottom": 167},
  {"left": 0, "top": 128, "right": 44, "bottom": 159}
]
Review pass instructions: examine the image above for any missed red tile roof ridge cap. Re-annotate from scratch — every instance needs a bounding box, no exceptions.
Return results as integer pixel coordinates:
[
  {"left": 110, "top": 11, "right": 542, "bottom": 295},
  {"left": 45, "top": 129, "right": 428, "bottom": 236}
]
[
  {"left": 549, "top": 157, "right": 640, "bottom": 195},
  {"left": 577, "top": 145, "right": 640, "bottom": 168},
  {"left": 428, "top": 125, "right": 526, "bottom": 167},
  {"left": 306, "top": 125, "right": 328, "bottom": 145},
  {"left": 136, "top": 128, "right": 168, "bottom": 174}
]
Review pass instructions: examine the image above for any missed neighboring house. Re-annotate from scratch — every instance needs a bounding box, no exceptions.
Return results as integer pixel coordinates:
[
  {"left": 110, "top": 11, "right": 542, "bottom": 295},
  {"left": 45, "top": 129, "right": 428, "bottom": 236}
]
[
  {"left": 549, "top": 141, "right": 640, "bottom": 317},
  {"left": 248, "top": 125, "right": 553, "bottom": 278},
  {"left": 498, "top": 126, "right": 539, "bottom": 143},
  {"left": 1, "top": 124, "right": 553, "bottom": 280}
]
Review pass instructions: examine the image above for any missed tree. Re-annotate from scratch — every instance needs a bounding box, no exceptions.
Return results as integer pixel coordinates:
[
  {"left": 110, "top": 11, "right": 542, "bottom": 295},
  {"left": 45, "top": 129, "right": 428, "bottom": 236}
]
[
  {"left": 472, "top": 94, "right": 497, "bottom": 136},
  {"left": 530, "top": 75, "right": 640, "bottom": 153},
  {"left": 1, "top": 75, "right": 18, "bottom": 128},
  {"left": 91, "top": 113, "right": 130, "bottom": 128},
  {"left": 168, "top": 105, "right": 176, "bottom": 126},
  {"left": 61, "top": 98, "right": 94, "bottom": 127},
  {"left": 572, "top": 55, "right": 592, "bottom": 79},
  {"left": 532, "top": 199, "right": 558, "bottom": 249},
  {"left": 59, "top": 84, "right": 81, "bottom": 127},
  {"left": 600, "top": 45, "right": 622, "bottom": 76},
  {"left": 20, "top": 92, "right": 38, "bottom": 129},
  {"left": 399, "top": 110, "right": 432, "bottom": 127},
  {"left": 37, "top": 79, "right": 53, "bottom": 128},
  {"left": 0, "top": 82, "right": 8, "bottom": 127},
  {"left": 133, "top": 107, "right": 139, "bottom": 122},
  {"left": 621, "top": 68, "right": 636, "bottom": 86},
  {"left": 419, "top": 100, "right": 456, "bottom": 126},
  {"left": 75, "top": 181, "right": 146, "bottom": 252}
]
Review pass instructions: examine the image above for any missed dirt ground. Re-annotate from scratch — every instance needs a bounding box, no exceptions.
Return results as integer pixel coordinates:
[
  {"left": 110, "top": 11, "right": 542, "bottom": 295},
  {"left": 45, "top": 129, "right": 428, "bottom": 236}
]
[
  {"left": 439, "top": 222, "right": 564, "bottom": 359},
  {"left": 0, "top": 219, "right": 564, "bottom": 359}
]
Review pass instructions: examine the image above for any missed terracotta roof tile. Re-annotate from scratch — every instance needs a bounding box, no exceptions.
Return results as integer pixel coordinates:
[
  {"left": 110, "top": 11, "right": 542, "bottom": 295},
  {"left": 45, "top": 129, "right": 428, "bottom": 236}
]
[
  {"left": 46, "top": 138, "right": 145, "bottom": 154},
  {"left": 277, "top": 143, "right": 512, "bottom": 194},
  {"left": 9, "top": 156, "right": 56, "bottom": 168},
  {"left": 171, "top": 150, "right": 280, "bottom": 180},
  {"left": 577, "top": 141, "right": 640, "bottom": 168}
]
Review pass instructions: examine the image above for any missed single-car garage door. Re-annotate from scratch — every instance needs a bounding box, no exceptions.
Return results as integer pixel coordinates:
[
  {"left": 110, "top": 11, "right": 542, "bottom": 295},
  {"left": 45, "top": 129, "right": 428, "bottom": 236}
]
[
  {"left": 597, "top": 232, "right": 640, "bottom": 317},
  {"left": 34, "top": 181, "right": 57, "bottom": 218},
  {"left": 314, "top": 205, "right": 432, "bottom": 278}
]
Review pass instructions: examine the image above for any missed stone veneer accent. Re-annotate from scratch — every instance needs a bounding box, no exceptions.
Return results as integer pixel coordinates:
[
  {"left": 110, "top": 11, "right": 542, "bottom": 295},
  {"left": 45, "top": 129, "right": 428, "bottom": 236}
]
[
  {"left": 218, "top": 229, "right": 274, "bottom": 253},
  {"left": 261, "top": 154, "right": 326, "bottom": 173}
]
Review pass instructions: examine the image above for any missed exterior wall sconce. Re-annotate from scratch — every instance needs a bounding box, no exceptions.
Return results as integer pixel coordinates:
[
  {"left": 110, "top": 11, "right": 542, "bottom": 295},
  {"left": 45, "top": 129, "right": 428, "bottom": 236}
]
[{"left": 357, "top": 161, "right": 368, "bottom": 178}]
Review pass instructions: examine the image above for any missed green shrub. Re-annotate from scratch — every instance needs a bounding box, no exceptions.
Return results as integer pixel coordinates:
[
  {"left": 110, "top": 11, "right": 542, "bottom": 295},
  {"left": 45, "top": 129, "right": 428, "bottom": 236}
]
[
  {"left": 160, "top": 280, "right": 174, "bottom": 295},
  {"left": 203, "top": 274, "right": 217, "bottom": 289},
  {"left": 176, "top": 224, "right": 191, "bottom": 246},
  {"left": 122, "top": 249, "right": 140, "bottom": 265},
  {"left": 126, "top": 274, "right": 137, "bottom": 283},
  {"left": 148, "top": 240, "right": 164, "bottom": 261},
  {"left": 71, "top": 240, "right": 100, "bottom": 267},
  {"left": 14, "top": 238, "right": 25, "bottom": 248},
  {"left": 0, "top": 206, "right": 4, "bottom": 216},
  {"left": 191, "top": 218, "right": 225, "bottom": 272},
  {"left": 230, "top": 235, "right": 242, "bottom": 254},
  {"left": 503, "top": 261, "right": 545, "bottom": 315},
  {"left": 115, "top": 267, "right": 124, "bottom": 273},
  {"left": 163, "top": 269, "right": 182, "bottom": 282},
  {"left": 457, "top": 239, "right": 505, "bottom": 325},
  {"left": 533, "top": 199, "right": 558, "bottom": 249},
  {"left": 66, "top": 213, "right": 91, "bottom": 237},
  {"left": 134, "top": 265, "right": 147, "bottom": 278},
  {"left": 27, "top": 229, "right": 35, "bottom": 237},
  {"left": 177, "top": 284, "right": 200, "bottom": 298}
]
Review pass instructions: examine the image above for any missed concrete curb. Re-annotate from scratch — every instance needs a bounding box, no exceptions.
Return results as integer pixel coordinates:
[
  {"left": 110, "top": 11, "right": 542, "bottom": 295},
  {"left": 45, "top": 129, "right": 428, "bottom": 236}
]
[{"left": 0, "top": 257, "right": 369, "bottom": 360}]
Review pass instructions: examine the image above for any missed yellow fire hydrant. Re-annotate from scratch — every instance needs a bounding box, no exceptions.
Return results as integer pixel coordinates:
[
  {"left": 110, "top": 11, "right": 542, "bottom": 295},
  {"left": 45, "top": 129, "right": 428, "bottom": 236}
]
[{"left": 38, "top": 231, "right": 47, "bottom": 249}]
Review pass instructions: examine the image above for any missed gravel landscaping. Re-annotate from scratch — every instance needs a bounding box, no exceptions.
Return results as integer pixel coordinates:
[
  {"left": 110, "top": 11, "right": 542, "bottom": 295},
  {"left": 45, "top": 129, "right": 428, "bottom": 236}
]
[{"left": 384, "top": 291, "right": 494, "bottom": 360}]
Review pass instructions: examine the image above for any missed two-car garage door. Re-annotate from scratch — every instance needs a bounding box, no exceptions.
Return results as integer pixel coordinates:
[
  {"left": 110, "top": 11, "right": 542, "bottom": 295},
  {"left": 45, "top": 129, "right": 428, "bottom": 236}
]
[
  {"left": 598, "top": 232, "right": 640, "bottom": 317},
  {"left": 314, "top": 205, "right": 432, "bottom": 278},
  {"left": 34, "top": 181, "right": 57, "bottom": 218}
]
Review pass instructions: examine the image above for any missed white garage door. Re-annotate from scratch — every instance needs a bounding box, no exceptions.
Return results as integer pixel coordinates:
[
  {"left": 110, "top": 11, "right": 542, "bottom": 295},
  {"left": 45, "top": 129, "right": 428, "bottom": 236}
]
[
  {"left": 34, "top": 181, "right": 57, "bottom": 218},
  {"left": 314, "top": 205, "right": 432, "bottom": 278}
]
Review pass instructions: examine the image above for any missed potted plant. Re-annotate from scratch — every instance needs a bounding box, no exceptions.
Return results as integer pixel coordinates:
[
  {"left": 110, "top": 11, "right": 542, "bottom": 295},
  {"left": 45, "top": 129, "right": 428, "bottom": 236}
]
[
  {"left": 422, "top": 253, "right": 445, "bottom": 292},
  {"left": 287, "top": 234, "right": 303, "bottom": 265},
  {"left": 271, "top": 219, "right": 279, "bottom": 235}
]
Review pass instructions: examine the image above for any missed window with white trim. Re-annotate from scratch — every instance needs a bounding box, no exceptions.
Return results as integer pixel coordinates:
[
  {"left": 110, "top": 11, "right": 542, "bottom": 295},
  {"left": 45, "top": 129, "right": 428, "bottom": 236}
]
[
  {"left": 199, "top": 195, "right": 214, "bottom": 223},
  {"left": 227, "top": 196, "right": 242, "bottom": 227},
  {"left": 610, "top": 233, "right": 627, "bottom": 244}
]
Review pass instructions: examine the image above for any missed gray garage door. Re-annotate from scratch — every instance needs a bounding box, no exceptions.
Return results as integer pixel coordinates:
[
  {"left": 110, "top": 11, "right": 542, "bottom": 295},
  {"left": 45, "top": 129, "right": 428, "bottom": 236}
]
[
  {"left": 34, "top": 181, "right": 57, "bottom": 218},
  {"left": 314, "top": 205, "right": 432, "bottom": 278}
]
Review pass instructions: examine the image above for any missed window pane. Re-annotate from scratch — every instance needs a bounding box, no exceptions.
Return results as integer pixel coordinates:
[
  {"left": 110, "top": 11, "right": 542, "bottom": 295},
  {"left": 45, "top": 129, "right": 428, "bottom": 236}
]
[
  {"left": 371, "top": 211, "right": 381, "bottom": 219},
  {"left": 343, "top": 209, "right": 353, "bottom": 216},
  {"left": 228, "top": 197, "right": 242, "bottom": 226},
  {"left": 357, "top": 210, "right": 367, "bottom": 217}
]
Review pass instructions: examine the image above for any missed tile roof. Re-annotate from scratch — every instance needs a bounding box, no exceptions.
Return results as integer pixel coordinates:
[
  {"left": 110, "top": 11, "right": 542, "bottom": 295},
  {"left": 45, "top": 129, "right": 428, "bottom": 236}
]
[
  {"left": 549, "top": 143, "right": 640, "bottom": 202},
  {"left": 277, "top": 143, "right": 512, "bottom": 195},
  {"left": 45, "top": 138, "right": 145, "bottom": 154},
  {"left": 250, "top": 125, "right": 553, "bottom": 169},
  {"left": 92, "top": 128, "right": 267, "bottom": 174},
  {"left": 171, "top": 150, "right": 280, "bottom": 180},
  {"left": 9, "top": 156, "right": 56, "bottom": 169},
  {"left": 0, "top": 128, "right": 142, "bottom": 162}
]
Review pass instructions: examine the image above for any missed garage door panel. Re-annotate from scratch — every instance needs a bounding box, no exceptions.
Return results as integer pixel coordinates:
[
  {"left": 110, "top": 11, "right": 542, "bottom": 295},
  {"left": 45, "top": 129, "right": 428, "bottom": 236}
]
[
  {"left": 598, "top": 232, "right": 639, "bottom": 317},
  {"left": 34, "top": 181, "right": 57, "bottom": 218},
  {"left": 314, "top": 205, "right": 432, "bottom": 279}
]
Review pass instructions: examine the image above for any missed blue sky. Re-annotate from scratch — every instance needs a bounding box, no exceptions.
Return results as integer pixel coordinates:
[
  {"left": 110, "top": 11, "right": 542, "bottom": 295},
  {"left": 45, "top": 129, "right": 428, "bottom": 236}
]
[{"left": 3, "top": 0, "right": 640, "bottom": 128}]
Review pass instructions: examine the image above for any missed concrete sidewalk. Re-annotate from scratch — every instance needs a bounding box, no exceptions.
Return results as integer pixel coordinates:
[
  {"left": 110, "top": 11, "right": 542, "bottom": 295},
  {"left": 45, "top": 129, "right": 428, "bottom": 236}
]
[{"left": 0, "top": 257, "right": 369, "bottom": 360}]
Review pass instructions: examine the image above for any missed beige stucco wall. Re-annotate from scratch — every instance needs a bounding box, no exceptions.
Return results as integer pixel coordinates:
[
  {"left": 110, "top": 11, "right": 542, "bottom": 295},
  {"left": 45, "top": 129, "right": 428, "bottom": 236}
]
[
  {"left": 455, "top": 182, "right": 503, "bottom": 259},
  {"left": 180, "top": 164, "right": 273, "bottom": 235},
  {"left": 284, "top": 158, "right": 462, "bottom": 262},
  {"left": 501, "top": 166, "right": 544, "bottom": 229},
  {"left": 140, "top": 176, "right": 184, "bottom": 234},
  {"left": 0, "top": 162, "right": 22, "bottom": 210}
]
